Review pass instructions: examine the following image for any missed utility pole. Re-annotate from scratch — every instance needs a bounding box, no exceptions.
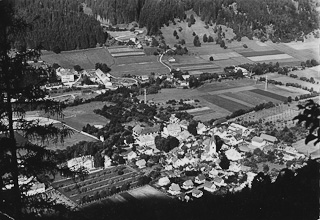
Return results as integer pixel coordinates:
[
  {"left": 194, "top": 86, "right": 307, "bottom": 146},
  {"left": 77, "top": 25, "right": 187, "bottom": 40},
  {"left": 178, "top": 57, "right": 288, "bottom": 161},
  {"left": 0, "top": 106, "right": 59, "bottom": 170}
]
[{"left": 144, "top": 88, "right": 147, "bottom": 104}]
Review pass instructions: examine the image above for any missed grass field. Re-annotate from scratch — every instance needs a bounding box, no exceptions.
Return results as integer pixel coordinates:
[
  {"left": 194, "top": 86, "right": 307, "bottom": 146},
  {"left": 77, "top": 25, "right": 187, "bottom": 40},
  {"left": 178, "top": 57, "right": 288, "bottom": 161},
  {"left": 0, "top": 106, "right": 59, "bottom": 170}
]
[
  {"left": 247, "top": 54, "right": 293, "bottom": 62},
  {"left": 198, "top": 79, "right": 256, "bottom": 92},
  {"left": 222, "top": 92, "right": 264, "bottom": 106},
  {"left": 242, "top": 90, "right": 283, "bottom": 104},
  {"left": 41, "top": 48, "right": 114, "bottom": 69}
]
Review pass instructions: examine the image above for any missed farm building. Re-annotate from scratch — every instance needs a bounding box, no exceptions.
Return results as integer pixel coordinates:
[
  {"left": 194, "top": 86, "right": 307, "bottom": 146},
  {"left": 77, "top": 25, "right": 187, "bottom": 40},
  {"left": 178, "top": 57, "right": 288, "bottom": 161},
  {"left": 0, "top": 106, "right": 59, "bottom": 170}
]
[
  {"left": 67, "top": 155, "right": 95, "bottom": 171},
  {"left": 251, "top": 136, "right": 266, "bottom": 149},
  {"left": 158, "top": 176, "right": 171, "bottom": 186},
  {"left": 203, "top": 181, "right": 216, "bottom": 192},
  {"left": 56, "top": 68, "right": 75, "bottom": 83},
  {"left": 260, "top": 133, "right": 278, "bottom": 143}
]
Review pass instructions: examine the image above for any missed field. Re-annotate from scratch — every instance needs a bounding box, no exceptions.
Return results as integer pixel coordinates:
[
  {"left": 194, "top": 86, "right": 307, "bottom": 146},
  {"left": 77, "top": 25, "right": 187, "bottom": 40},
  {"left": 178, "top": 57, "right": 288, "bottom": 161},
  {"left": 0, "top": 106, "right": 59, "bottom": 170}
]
[
  {"left": 108, "top": 46, "right": 145, "bottom": 57},
  {"left": 41, "top": 48, "right": 115, "bottom": 70},
  {"left": 61, "top": 101, "right": 110, "bottom": 130},
  {"left": 142, "top": 78, "right": 304, "bottom": 121},
  {"left": 52, "top": 165, "right": 140, "bottom": 205}
]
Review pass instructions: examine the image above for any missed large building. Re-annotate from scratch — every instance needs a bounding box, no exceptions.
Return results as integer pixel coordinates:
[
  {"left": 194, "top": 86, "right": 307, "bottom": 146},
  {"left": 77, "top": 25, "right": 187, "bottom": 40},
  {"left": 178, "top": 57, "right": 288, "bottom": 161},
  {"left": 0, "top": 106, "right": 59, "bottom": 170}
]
[{"left": 67, "top": 155, "right": 95, "bottom": 171}]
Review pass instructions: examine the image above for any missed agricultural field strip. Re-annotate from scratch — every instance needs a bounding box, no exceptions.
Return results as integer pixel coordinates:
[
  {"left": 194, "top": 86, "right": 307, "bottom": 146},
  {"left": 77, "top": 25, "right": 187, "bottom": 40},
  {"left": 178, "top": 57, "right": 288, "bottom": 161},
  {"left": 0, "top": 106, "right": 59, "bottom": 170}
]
[
  {"left": 200, "top": 52, "right": 242, "bottom": 61},
  {"left": 112, "top": 52, "right": 146, "bottom": 57},
  {"left": 108, "top": 48, "right": 144, "bottom": 53},
  {"left": 218, "top": 94, "right": 255, "bottom": 108},
  {"left": 249, "top": 89, "right": 287, "bottom": 101},
  {"left": 223, "top": 92, "right": 272, "bottom": 106},
  {"left": 173, "top": 62, "right": 213, "bottom": 67},
  {"left": 206, "top": 85, "right": 257, "bottom": 95},
  {"left": 247, "top": 54, "right": 293, "bottom": 62},
  {"left": 201, "top": 94, "right": 250, "bottom": 112},
  {"left": 179, "top": 65, "right": 221, "bottom": 71},
  {"left": 186, "top": 106, "right": 211, "bottom": 113},
  {"left": 242, "top": 90, "right": 282, "bottom": 104},
  {"left": 284, "top": 41, "right": 319, "bottom": 50},
  {"left": 239, "top": 49, "right": 284, "bottom": 57}
]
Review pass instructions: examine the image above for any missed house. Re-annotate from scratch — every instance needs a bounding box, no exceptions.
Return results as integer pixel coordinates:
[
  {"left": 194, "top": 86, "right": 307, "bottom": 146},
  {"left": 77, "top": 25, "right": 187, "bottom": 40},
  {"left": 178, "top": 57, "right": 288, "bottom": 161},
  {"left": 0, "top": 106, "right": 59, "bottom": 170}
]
[
  {"left": 182, "top": 180, "right": 194, "bottom": 190},
  {"left": 168, "top": 57, "right": 176, "bottom": 63},
  {"left": 127, "top": 151, "right": 137, "bottom": 160},
  {"left": 195, "top": 174, "right": 206, "bottom": 184},
  {"left": 177, "top": 130, "right": 191, "bottom": 141},
  {"left": 104, "top": 155, "right": 112, "bottom": 168},
  {"left": 260, "top": 133, "right": 278, "bottom": 144},
  {"left": 67, "top": 155, "right": 94, "bottom": 171},
  {"left": 158, "top": 176, "right": 170, "bottom": 186},
  {"left": 56, "top": 68, "right": 75, "bottom": 83},
  {"left": 225, "top": 148, "right": 242, "bottom": 161},
  {"left": 251, "top": 136, "right": 266, "bottom": 149},
  {"left": 136, "top": 159, "right": 146, "bottom": 169},
  {"left": 197, "top": 122, "right": 207, "bottom": 135},
  {"left": 136, "top": 135, "right": 155, "bottom": 147},
  {"left": 181, "top": 75, "right": 190, "bottom": 81},
  {"left": 209, "top": 169, "right": 219, "bottom": 178},
  {"left": 192, "top": 189, "right": 203, "bottom": 198},
  {"left": 203, "top": 181, "right": 216, "bottom": 192},
  {"left": 179, "top": 120, "right": 189, "bottom": 130},
  {"left": 163, "top": 123, "right": 181, "bottom": 137},
  {"left": 179, "top": 81, "right": 189, "bottom": 87},
  {"left": 133, "top": 124, "right": 144, "bottom": 136},
  {"left": 169, "top": 114, "right": 180, "bottom": 124},
  {"left": 213, "top": 177, "right": 225, "bottom": 187},
  {"left": 26, "top": 181, "right": 46, "bottom": 196},
  {"left": 95, "top": 69, "right": 112, "bottom": 87},
  {"left": 229, "top": 162, "right": 241, "bottom": 173},
  {"left": 168, "top": 183, "right": 181, "bottom": 195},
  {"left": 140, "top": 124, "right": 161, "bottom": 136}
]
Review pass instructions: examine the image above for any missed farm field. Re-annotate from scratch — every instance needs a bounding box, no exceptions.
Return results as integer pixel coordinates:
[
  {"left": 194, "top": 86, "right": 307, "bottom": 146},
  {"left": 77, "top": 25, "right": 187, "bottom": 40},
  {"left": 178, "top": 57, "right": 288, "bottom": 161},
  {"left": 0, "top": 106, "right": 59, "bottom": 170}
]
[
  {"left": 143, "top": 78, "right": 305, "bottom": 121},
  {"left": 41, "top": 48, "right": 114, "bottom": 70},
  {"left": 249, "top": 89, "right": 287, "bottom": 102},
  {"left": 108, "top": 46, "right": 145, "bottom": 57},
  {"left": 201, "top": 94, "right": 250, "bottom": 112},
  {"left": 238, "top": 50, "right": 284, "bottom": 57}
]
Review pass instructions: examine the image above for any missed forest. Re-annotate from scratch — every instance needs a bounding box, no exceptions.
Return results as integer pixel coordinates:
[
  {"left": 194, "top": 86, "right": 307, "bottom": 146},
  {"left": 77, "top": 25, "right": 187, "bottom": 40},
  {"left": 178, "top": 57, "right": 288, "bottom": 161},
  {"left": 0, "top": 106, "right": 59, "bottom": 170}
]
[
  {"left": 85, "top": 0, "right": 319, "bottom": 41},
  {"left": 13, "top": 0, "right": 106, "bottom": 52},
  {"left": 11, "top": 0, "right": 319, "bottom": 52}
]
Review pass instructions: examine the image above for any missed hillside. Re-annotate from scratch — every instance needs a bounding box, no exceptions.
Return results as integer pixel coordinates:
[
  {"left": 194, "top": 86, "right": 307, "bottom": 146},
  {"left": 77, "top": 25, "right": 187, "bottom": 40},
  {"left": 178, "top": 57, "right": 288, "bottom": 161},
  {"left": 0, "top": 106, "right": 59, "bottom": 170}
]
[{"left": 86, "top": 0, "right": 319, "bottom": 42}]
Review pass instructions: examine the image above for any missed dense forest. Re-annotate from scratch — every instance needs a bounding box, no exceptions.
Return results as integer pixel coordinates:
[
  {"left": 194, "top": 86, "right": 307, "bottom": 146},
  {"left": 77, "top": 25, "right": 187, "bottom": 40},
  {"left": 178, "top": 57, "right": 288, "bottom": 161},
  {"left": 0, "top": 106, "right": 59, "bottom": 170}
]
[
  {"left": 11, "top": 0, "right": 319, "bottom": 51},
  {"left": 86, "top": 0, "right": 319, "bottom": 41},
  {"left": 13, "top": 0, "right": 106, "bottom": 51}
]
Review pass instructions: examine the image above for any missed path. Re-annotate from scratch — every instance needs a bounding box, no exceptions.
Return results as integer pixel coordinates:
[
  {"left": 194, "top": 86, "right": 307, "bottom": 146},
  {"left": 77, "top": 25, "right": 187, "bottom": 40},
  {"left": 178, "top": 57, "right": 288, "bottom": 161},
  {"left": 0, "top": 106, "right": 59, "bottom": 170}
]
[{"left": 159, "top": 50, "right": 173, "bottom": 71}]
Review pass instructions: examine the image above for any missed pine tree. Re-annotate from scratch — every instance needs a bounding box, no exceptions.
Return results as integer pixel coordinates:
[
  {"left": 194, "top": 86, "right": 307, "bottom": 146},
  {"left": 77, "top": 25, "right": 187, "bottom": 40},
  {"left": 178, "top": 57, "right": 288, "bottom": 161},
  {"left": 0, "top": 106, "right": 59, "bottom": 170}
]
[{"left": 0, "top": 2, "right": 77, "bottom": 219}]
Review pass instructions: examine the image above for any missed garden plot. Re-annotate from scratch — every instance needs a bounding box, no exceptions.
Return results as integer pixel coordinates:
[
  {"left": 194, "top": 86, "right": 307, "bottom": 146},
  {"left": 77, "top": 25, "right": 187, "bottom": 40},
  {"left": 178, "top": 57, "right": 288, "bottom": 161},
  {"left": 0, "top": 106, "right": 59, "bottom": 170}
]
[
  {"left": 231, "top": 56, "right": 255, "bottom": 64},
  {"left": 213, "top": 59, "right": 241, "bottom": 68},
  {"left": 108, "top": 46, "right": 145, "bottom": 57},
  {"left": 218, "top": 94, "right": 255, "bottom": 108},
  {"left": 112, "top": 52, "right": 145, "bottom": 57},
  {"left": 178, "top": 64, "right": 221, "bottom": 72}
]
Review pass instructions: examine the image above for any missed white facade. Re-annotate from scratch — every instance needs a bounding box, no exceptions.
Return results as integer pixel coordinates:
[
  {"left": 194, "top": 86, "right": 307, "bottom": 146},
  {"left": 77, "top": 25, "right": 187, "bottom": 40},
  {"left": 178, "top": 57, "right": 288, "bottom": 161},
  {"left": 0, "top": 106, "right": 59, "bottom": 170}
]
[{"left": 67, "top": 155, "right": 94, "bottom": 171}]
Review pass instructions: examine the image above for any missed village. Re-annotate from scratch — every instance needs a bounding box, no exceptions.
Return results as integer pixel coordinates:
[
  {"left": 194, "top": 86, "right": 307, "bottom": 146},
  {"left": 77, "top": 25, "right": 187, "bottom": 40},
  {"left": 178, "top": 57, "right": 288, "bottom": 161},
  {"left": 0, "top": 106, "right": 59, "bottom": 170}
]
[{"left": 47, "top": 110, "right": 309, "bottom": 206}]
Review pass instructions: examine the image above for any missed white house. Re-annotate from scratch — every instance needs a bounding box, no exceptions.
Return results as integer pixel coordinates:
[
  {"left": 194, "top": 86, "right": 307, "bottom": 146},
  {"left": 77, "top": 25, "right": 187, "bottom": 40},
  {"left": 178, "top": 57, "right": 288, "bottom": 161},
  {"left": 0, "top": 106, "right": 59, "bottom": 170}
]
[
  {"left": 213, "top": 177, "right": 225, "bottom": 187},
  {"left": 195, "top": 174, "right": 206, "bottom": 184},
  {"left": 104, "top": 155, "right": 112, "bottom": 168},
  {"left": 251, "top": 136, "right": 266, "bottom": 149},
  {"left": 136, "top": 159, "right": 146, "bottom": 169},
  {"left": 203, "top": 181, "right": 216, "bottom": 192},
  {"left": 158, "top": 176, "right": 171, "bottom": 186},
  {"left": 168, "top": 183, "right": 181, "bottom": 195},
  {"left": 136, "top": 134, "right": 155, "bottom": 147},
  {"left": 260, "top": 133, "right": 278, "bottom": 144},
  {"left": 163, "top": 123, "right": 181, "bottom": 137},
  {"left": 225, "top": 148, "right": 242, "bottom": 161},
  {"left": 192, "top": 189, "right": 203, "bottom": 198},
  {"left": 67, "top": 155, "right": 94, "bottom": 171},
  {"left": 168, "top": 57, "right": 176, "bottom": 63},
  {"left": 127, "top": 151, "right": 137, "bottom": 160},
  {"left": 182, "top": 179, "right": 194, "bottom": 190},
  {"left": 197, "top": 122, "right": 207, "bottom": 135}
]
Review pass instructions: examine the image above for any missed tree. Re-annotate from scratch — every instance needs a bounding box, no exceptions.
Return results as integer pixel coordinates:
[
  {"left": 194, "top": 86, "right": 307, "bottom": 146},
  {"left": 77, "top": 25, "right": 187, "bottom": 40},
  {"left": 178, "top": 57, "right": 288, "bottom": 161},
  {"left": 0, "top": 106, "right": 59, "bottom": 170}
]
[
  {"left": 0, "top": 3, "right": 75, "bottom": 219},
  {"left": 74, "top": 65, "right": 83, "bottom": 72},
  {"left": 203, "top": 34, "right": 208, "bottom": 42},
  {"left": 263, "top": 164, "right": 270, "bottom": 173},
  {"left": 173, "top": 30, "right": 177, "bottom": 37},
  {"left": 95, "top": 63, "right": 111, "bottom": 73},
  {"left": 187, "top": 121, "right": 198, "bottom": 136},
  {"left": 294, "top": 100, "right": 320, "bottom": 145},
  {"left": 209, "top": 56, "right": 214, "bottom": 61},
  {"left": 52, "top": 46, "right": 61, "bottom": 54},
  {"left": 219, "top": 154, "right": 230, "bottom": 170},
  {"left": 287, "top": 96, "right": 292, "bottom": 103},
  {"left": 208, "top": 35, "right": 214, "bottom": 42},
  {"left": 193, "top": 35, "right": 201, "bottom": 47}
]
